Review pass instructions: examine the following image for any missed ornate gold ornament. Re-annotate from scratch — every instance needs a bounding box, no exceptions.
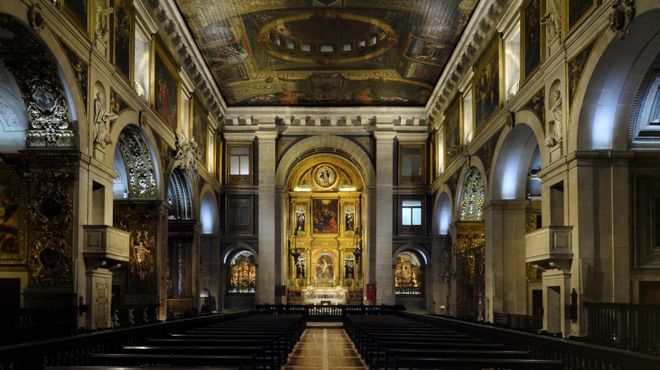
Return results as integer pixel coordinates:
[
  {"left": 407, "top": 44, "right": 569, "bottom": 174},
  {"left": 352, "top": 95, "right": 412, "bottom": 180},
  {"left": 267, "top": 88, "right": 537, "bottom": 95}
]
[{"left": 314, "top": 164, "right": 337, "bottom": 188}]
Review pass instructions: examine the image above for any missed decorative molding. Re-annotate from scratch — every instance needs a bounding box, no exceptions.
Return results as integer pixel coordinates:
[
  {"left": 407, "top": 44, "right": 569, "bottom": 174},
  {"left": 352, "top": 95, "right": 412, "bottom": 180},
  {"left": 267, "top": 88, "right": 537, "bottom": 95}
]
[{"left": 609, "top": 0, "right": 635, "bottom": 40}]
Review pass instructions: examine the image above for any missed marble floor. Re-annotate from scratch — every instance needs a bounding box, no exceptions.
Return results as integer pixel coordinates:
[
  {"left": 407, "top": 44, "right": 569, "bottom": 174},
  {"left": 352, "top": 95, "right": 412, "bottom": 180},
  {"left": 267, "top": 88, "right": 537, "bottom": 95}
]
[{"left": 283, "top": 327, "right": 368, "bottom": 370}]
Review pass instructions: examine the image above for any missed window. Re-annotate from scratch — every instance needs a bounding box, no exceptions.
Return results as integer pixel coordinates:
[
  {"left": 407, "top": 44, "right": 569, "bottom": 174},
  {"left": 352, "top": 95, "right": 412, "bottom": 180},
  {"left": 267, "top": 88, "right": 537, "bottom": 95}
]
[
  {"left": 133, "top": 26, "right": 150, "bottom": 101},
  {"left": 399, "top": 143, "right": 425, "bottom": 185},
  {"left": 229, "top": 146, "right": 250, "bottom": 175},
  {"left": 179, "top": 91, "right": 190, "bottom": 137},
  {"left": 401, "top": 199, "right": 423, "bottom": 226},
  {"left": 437, "top": 130, "right": 445, "bottom": 174},
  {"left": 227, "top": 143, "right": 252, "bottom": 184},
  {"left": 504, "top": 20, "right": 521, "bottom": 100},
  {"left": 227, "top": 196, "right": 252, "bottom": 233},
  {"left": 462, "top": 89, "right": 474, "bottom": 144},
  {"left": 207, "top": 130, "right": 215, "bottom": 174}
]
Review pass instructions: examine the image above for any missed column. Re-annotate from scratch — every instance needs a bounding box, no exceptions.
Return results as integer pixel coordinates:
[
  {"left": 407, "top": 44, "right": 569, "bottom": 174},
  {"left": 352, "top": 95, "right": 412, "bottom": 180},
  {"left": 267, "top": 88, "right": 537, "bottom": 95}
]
[
  {"left": 256, "top": 131, "right": 278, "bottom": 304},
  {"left": 374, "top": 132, "right": 396, "bottom": 305},
  {"left": 485, "top": 200, "right": 528, "bottom": 322}
]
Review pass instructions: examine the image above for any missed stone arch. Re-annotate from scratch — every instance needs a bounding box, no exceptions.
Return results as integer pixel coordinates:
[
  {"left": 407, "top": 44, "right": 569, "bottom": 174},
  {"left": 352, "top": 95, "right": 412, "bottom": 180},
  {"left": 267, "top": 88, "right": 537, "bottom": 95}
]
[
  {"left": 490, "top": 121, "right": 543, "bottom": 201},
  {"left": 0, "top": 7, "right": 86, "bottom": 151},
  {"left": 167, "top": 168, "right": 193, "bottom": 220},
  {"left": 113, "top": 124, "right": 161, "bottom": 200},
  {"left": 432, "top": 186, "right": 453, "bottom": 236},
  {"left": 222, "top": 242, "right": 259, "bottom": 265},
  {"left": 571, "top": 7, "right": 660, "bottom": 151},
  {"left": 393, "top": 243, "right": 429, "bottom": 266},
  {"left": 199, "top": 185, "right": 220, "bottom": 235},
  {"left": 456, "top": 164, "right": 487, "bottom": 222},
  {"left": 276, "top": 134, "right": 375, "bottom": 187}
]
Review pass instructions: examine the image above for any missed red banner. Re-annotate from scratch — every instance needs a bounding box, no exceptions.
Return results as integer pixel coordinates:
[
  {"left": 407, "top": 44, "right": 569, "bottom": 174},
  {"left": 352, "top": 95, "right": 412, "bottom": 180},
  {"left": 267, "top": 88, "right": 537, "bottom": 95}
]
[{"left": 366, "top": 283, "right": 376, "bottom": 301}]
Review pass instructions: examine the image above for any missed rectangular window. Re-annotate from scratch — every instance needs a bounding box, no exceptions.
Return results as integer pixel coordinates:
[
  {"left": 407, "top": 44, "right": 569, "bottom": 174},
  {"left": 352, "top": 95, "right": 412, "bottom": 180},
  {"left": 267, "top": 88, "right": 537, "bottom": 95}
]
[
  {"left": 227, "top": 196, "right": 252, "bottom": 233},
  {"left": 133, "top": 26, "right": 150, "bottom": 102},
  {"left": 437, "top": 131, "right": 445, "bottom": 174},
  {"left": 504, "top": 20, "right": 521, "bottom": 100},
  {"left": 401, "top": 199, "right": 422, "bottom": 226},
  {"left": 399, "top": 143, "right": 425, "bottom": 185},
  {"left": 229, "top": 146, "right": 250, "bottom": 175},
  {"left": 207, "top": 130, "right": 215, "bottom": 174}
]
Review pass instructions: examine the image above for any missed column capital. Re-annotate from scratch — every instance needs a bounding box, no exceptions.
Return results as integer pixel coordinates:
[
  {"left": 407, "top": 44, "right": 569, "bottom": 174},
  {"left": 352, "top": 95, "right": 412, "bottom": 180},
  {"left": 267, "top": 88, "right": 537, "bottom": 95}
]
[
  {"left": 255, "top": 131, "right": 278, "bottom": 142},
  {"left": 373, "top": 131, "right": 397, "bottom": 141}
]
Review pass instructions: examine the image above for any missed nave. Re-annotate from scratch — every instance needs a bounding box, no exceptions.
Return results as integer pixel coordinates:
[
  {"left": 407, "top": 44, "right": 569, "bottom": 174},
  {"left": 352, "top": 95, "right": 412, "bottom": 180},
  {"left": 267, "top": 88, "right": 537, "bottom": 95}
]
[{"left": 4, "top": 307, "right": 660, "bottom": 370}]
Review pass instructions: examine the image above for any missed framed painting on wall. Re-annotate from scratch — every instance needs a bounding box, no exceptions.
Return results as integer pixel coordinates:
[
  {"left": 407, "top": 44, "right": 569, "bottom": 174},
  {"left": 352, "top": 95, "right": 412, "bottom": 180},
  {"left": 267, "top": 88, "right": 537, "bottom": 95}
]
[
  {"left": 474, "top": 40, "right": 500, "bottom": 131},
  {"left": 112, "top": 0, "right": 132, "bottom": 79},
  {"left": 61, "top": 0, "right": 88, "bottom": 33},
  {"left": 154, "top": 43, "right": 179, "bottom": 131},
  {"left": 313, "top": 199, "right": 338, "bottom": 234},
  {"left": 193, "top": 97, "right": 208, "bottom": 166},
  {"left": 565, "top": 0, "right": 598, "bottom": 34},
  {"left": 445, "top": 96, "right": 461, "bottom": 166},
  {"left": 522, "top": 0, "right": 542, "bottom": 79}
]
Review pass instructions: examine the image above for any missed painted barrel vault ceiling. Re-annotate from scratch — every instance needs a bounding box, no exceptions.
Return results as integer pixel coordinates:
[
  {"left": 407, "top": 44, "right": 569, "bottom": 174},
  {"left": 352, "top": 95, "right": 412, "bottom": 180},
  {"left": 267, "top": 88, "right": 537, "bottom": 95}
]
[{"left": 175, "top": 0, "right": 479, "bottom": 107}]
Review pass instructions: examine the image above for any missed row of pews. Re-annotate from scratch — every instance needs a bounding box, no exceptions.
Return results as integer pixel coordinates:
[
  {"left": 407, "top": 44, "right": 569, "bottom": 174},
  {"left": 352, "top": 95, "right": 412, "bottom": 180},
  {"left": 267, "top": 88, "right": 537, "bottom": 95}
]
[
  {"left": 345, "top": 314, "right": 566, "bottom": 369},
  {"left": 47, "top": 313, "right": 304, "bottom": 370}
]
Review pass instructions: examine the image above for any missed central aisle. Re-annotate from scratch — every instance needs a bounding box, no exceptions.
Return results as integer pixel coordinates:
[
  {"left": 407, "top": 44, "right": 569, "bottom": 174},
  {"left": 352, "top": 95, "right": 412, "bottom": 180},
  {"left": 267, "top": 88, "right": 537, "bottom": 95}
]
[{"left": 283, "top": 327, "right": 367, "bottom": 370}]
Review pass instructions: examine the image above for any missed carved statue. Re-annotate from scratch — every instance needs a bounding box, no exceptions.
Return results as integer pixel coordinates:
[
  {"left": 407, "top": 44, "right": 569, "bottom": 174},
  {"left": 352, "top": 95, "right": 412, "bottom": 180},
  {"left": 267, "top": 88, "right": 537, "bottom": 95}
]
[
  {"left": 95, "top": 0, "right": 113, "bottom": 45},
  {"left": 545, "top": 88, "right": 563, "bottom": 147},
  {"left": 93, "top": 90, "right": 117, "bottom": 148},
  {"left": 296, "top": 257, "right": 305, "bottom": 279},
  {"left": 541, "top": 11, "right": 562, "bottom": 45},
  {"left": 174, "top": 130, "right": 200, "bottom": 172}
]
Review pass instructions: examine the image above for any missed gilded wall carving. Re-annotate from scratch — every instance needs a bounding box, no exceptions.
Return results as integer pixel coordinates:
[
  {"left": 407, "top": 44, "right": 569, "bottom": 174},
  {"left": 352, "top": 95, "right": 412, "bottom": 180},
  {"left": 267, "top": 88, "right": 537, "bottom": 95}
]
[
  {"left": 568, "top": 42, "right": 595, "bottom": 108},
  {"left": 21, "top": 152, "right": 78, "bottom": 289},
  {"left": 115, "top": 207, "right": 159, "bottom": 294},
  {"left": 116, "top": 126, "right": 158, "bottom": 199},
  {"left": 0, "top": 15, "right": 76, "bottom": 148}
]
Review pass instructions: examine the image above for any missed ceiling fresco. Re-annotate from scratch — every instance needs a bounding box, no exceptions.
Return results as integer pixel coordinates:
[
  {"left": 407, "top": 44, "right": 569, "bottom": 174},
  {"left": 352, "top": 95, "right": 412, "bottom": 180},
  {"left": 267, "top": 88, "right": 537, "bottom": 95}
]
[{"left": 175, "top": 0, "right": 479, "bottom": 107}]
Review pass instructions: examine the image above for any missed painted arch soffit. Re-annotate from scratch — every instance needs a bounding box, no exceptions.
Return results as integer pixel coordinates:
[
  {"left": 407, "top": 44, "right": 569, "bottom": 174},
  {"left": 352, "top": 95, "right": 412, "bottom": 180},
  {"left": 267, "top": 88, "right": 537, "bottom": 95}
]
[{"left": 175, "top": 0, "right": 479, "bottom": 107}]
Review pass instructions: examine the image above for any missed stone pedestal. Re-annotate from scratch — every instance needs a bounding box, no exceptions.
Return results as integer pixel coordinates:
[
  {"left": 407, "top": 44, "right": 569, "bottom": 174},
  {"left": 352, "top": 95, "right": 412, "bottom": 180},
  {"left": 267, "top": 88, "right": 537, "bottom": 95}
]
[
  {"left": 86, "top": 268, "right": 113, "bottom": 330},
  {"left": 542, "top": 268, "right": 571, "bottom": 336}
]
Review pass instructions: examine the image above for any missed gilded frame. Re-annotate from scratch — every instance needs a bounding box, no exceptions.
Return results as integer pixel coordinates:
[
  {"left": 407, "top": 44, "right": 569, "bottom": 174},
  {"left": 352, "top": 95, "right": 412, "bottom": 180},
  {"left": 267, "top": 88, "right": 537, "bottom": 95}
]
[
  {"left": 521, "top": 0, "right": 544, "bottom": 81},
  {"left": 563, "top": 0, "right": 599, "bottom": 37},
  {"left": 473, "top": 38, "right": 501, "bottom": 132},
  {"left": 152, "top": 39, "right": 181, "bottom": 132}
]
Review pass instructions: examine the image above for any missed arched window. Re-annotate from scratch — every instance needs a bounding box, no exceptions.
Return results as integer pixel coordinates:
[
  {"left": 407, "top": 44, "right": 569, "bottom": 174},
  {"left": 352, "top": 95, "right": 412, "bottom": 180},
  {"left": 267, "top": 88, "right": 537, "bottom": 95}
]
[
  {"left": 459, "top": 167, "right": 485, "bottom": 221},
  {"left": 394, "top": 251, "right": 423, "bottom": 295},
  {"left": 228, "top": 251, "right": 256, "bottom": 294}
]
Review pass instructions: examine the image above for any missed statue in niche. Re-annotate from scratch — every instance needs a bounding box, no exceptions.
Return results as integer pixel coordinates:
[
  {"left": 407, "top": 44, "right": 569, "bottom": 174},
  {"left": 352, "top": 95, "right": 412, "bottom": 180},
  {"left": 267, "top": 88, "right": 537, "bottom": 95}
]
[
  {"left": 316, "top": 254, "right": 333, "bottom": 284},
  {"left": 295, "top": 208, "right": 305, "bottom": 232},
  {"left": 95, "top": 0, "right": 113, "bottom": 46},
  {"left": 93, "top": 90, "right": 116, "bottom": 149},
  {"left": 541, "top": 11, "right": 562, "bottom": 45},
  {"left": 545, "top": 87, "right": 563, "bottom": 147},
  {"left": 296, "top": 257, "right": 306, "bottom": 279},
  {"left": 345, "top": 259, "right": 354, "bottom": 279},
  {"left": 345, "top": 208, "right": 355, "bottom": 231}
]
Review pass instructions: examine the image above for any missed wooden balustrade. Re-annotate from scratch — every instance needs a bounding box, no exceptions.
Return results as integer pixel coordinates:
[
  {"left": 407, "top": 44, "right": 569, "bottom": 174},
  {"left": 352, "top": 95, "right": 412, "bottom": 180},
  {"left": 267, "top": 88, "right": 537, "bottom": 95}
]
[
  {"left": 585, "top": 302, "right": 660, "bottom": 354},
  {"left": 494, "top": 312, "right": 543, "bottom": 333},
  {"left": 400, "top": 312, "right": 660, "bottom": 370},
  {"left": 255, "top": 304, "right": 404, "bottom": 321},
  {"left": 0, "top": 311, "right": 252, "bottom": 370},
  {"left": 0, "top": 309, "right": 76, "bottom": 345}
]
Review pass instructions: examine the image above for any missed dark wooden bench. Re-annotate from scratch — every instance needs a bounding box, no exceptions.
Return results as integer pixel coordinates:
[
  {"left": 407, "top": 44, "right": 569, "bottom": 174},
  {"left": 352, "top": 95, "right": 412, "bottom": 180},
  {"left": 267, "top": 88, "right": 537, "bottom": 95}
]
[
  {"left": 88, "top": 353, "right": 257, "bottom": 369},
  {"left": 393, "top": 357, "right": 565, "bottom": 369}
]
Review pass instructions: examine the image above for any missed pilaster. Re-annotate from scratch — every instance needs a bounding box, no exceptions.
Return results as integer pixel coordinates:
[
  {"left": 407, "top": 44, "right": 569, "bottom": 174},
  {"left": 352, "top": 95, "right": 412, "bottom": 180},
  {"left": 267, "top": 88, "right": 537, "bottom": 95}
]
[{"left": 256, "top": 130, "right": 278, "bottom": 304}]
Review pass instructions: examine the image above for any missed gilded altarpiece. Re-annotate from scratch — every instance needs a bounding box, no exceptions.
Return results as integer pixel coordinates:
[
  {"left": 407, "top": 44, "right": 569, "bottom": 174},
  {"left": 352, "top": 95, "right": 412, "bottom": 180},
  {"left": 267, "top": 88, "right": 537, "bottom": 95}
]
[
  {"left": 453, "top": 221, "right": 485, "bottom": 321},
  {"left": 20, "top": 151, "right": 78, "bottom": 307},
  {"left": 113, "top": 201, "right": 165, "bottom": 304},
  {"left": 286, "top": 158, "right": 364, "bottom": 305}
]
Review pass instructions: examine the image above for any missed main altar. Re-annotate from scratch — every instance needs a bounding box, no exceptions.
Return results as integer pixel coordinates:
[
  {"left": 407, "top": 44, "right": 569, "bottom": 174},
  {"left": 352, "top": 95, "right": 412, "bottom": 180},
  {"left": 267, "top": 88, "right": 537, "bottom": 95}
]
[{"left": 285, "top": 156, "right": 364, "bottom": 305}]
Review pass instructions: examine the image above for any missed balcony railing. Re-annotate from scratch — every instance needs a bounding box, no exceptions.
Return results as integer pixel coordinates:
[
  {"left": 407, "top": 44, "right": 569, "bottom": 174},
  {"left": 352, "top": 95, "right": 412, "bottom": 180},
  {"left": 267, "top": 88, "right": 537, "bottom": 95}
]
[{"left": 585, "top": 302, "right": 660, "bottom": 354}]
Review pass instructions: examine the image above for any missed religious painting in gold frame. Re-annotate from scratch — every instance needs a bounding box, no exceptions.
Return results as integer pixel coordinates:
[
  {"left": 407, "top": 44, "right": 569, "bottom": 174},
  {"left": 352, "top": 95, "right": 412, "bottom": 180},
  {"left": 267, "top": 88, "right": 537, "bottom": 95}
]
[
  {"left": 60, "top": 0, "right": 88, "bottom": 34},
  {"left": 313, "top": 199, "right": 339, "bottom": 234},
  {"left": 563, "top": 0, "right": 598, "bottom": 36},
  {"left": 153, "top": 41, "right": 179, "bottom": 132},
  {"left": 522, "top": 0, "right": 543, "bottom": 80},
  {"left": 192, "top": 96, "right": 208, "bottom": 166},
  {"left": 112, "top": 0, "right": 133, "bottom": 80},
  {"left": 445, "top": 96, "right": 462, "bottom": 167},
  {"left": 474, "top": 39, "right": 500, "bottom": 132}
]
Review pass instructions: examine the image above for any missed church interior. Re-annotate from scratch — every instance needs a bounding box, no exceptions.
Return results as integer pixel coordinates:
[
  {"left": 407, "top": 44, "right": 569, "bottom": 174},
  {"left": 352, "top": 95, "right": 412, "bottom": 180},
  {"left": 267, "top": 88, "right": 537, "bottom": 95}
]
[{"left": 1, "top": 0, "right": 660, "bottom": 369}]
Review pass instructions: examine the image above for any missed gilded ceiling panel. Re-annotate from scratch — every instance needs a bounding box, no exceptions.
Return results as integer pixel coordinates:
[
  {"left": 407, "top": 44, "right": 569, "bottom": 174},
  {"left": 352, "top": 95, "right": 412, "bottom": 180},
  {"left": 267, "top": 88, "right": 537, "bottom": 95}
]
[{"left": 175, "top": 0, "right": 479, "bottom": 107}]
